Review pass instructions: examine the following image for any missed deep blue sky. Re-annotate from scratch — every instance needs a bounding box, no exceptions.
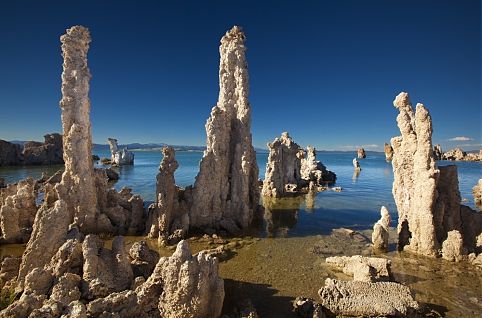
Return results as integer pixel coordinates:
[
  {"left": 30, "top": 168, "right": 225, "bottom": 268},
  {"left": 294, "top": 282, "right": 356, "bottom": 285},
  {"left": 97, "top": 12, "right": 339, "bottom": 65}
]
[{"left": 0, "top": 0, "right": 480, "bottom": 151}]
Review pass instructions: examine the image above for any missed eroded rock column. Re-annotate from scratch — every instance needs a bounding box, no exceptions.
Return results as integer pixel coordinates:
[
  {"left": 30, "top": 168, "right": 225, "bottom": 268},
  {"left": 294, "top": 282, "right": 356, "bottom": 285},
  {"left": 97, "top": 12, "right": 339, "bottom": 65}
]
[
  {"left": 58, "top": 25, "right": 98, "bottom": 232},
  {"left": 189, "top": 26, "right": 260, "bottom": 233}
]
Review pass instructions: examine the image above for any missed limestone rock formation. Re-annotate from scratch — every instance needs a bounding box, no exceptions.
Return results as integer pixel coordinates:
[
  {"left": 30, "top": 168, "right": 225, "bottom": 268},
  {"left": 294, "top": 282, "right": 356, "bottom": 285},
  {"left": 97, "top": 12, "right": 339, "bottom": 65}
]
[
  {"left": 371, "top": 206, "right": 391, "bottom": 251},
  {"left": 0, "top": 140, "right": 22, "bottom": 166},
  {"left": 301, "top": 146, "right": 336, "bottom": 184},
  {"left": 443, "top": 148, "right": 466, "bottom": 161},
  {"left": 433, "top": 144, "right": 443, "bottom": 160},
  {"left": 0, "top": 178, "right": 37, "bottom": 243},
  {"left": 325, "top": 255, "right": 391, "bottom": 282},
  {"left": 22, "top": 133, "right": 64, "bottom": 165},
  {"left": 108, "top": 138, "right": 134, "bottom": 165},
  {"left": 157, "top": 240, "right": 225, "bottom": 318},
  {"left": 472, "top": 179, "right": 482, "bottom": 209},
  {"left": 189, "top": 26, "right": 260, "bottom": 233},
  {"left": 262, "top": 133, "right": 335, "bottom": 197},
  {"left": 391, "top": 92, "right": 482, "bottom": 258},
  {"left": 384, "top": 143, "right": 394, "bottom": 161},
  {"left": 82, "top": 235, "right": 133, "bottom": 300},
  {"left": 146, "top": 147, "right": 188, "bottom": 244},
  {"left": 262, "top": 132, "right": 304, "bottom": 197},
  {"left": 57, "top": 25, "right": 99, "bottom": 232},
  {"left": 357, "top": 148, "right": 366, "bottom": 159},
  {"left": 318, "top": 278, "right": 419, "bottom": 317},
  {"left": 129, "top": 240, "right": 160, "bottom": 279},
  {"left": 441, "top": 230, "right": 466, "bottom": 262}
]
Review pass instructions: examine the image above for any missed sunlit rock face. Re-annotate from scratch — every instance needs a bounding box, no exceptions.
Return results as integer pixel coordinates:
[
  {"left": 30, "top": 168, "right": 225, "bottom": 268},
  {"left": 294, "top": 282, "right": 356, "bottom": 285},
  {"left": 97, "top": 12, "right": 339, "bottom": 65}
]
[
  {"left": 262, "top": 132, "right": 304, "bottom": 197},
  {"left": 262, "top": 133, "right": 336, "bottom": 198},
  {"left": 372, "top": 206, "right": 391, "bottom": 252},
  {"left": 0, "top": 178, "right": 37, "bottom": 243},
  {"left": 357, "top": 148, "right": 366, "bottom": 159},
  {"left": 384, "top": 143, "right": 394, "bottom": 161},
  {"left": 189, "top": 26, "right": 260, "bottom": 234},
  {"left": 391, "top": 92, "right": 482, "bottom": 258},
  {"left": 58, "top": 25, "right": 99, "bottom": 232},
  {"left": 107, "top": 138, "right": 134, "bottom": 165},
  {"left": 146, "top": 147, "right": 189, "bottom": 244}
]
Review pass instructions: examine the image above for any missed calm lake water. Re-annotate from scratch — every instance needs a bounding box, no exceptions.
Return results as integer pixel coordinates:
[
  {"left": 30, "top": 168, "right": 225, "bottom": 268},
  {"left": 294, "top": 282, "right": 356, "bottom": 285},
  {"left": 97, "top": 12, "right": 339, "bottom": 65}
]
[{"left": 0, "top": 150, "right": 480, "bottom": 236}]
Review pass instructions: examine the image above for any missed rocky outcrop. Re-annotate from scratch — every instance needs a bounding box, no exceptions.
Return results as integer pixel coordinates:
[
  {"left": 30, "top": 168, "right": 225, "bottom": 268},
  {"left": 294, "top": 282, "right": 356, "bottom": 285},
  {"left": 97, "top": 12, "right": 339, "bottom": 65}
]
[
  {"left": 325, "top": 255, "right": 391, "bottom": 282},
  {"left": 301, "top": 146, "right": 336, "bottom": 184},
  {"left": 0, "top": 178, "right": 37, "bottom": 243},
  {"left": 157, "top": 240, "right": 224, "bottom": 318},
  {"left": 0, "top": 140, "right": 22, "bottom": 166},
  {"left": 262, "top": 133, "right": 335, "bottom": 197},
  {"left": 318, "top": 278, "right": 419, "bottom": 317},
  {"left": 443, "top": 148, "right": 466, "bottom": 161},
  {"left": 129, "top": 240, "right": 159, "bottom": 279},
  {"left": 442, "top": 148, "right": 482, "bottom": 162},
  {"left": 433, "top": 144, "right": 443, "bottom": 160},
  {"left": 107, "top": 138, "right": 134, "bottom": 165},
  {"left": 146, "top": 147, "right": 188, "bottom": 244},
  {"left": 82, "top": 235, "right": 133, "bottom": 300},
  {"left": 22, "top": 133, "right": 63, "bottom": 165},
  {"left": 473, "top": 179, "right": 482, "bottom": 209},
  {"left": 357, "top": 148, "right": 366, "bottom": 159},
  {"left": 372, "top": 206, "right": 391, "bottom": 251},
  {"left": 384, "top": 143, "right": 393, "bottom": 161},
  {"left": 262, "top": 132, "right": 304, "bottom": 197},
  {"left": 391, "top": 92, "right": 482, "bottom": 258},
  {"left": 292, "top": 297, "right": 326, "bottom": 318},
  {"left": 189, "top": 26, "right": 260, "bottom": 234},
  {"left": 441, "top": 230, "right": 465, "bottom": 262}
]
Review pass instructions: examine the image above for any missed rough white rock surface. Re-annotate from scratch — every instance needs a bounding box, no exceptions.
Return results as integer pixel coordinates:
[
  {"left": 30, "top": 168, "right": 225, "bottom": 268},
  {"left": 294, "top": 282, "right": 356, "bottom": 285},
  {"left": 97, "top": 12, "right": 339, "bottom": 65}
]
[
  {"left": 146, "top": 147, "right": 188, "bottom": 244},
  {"left": 441, "top": 230, "right": 466, "bottom": 262},
  {"left": 107, "top": 138, "right": 134, "bottom": 165},
  {"left": 262, "top": 132, "right": 304, "bottom": 197},
  {"left": 372, "top": 206, "right": 391, "bottom": 251},
  {"left": 391, "top": 92, "right": 482, "bottom": 258},
  {"left": 301, "top": 146, "right": 336, "bottom": 184},
  {"left": 318, "top": 278, "right": 419, "bottom": 317},
  {"left": 189, "top": 26, "right": 260, "bottom": 233},
  {"left": 157, "top": 240, "right": 225, "bottom": 318},
  {"left": 0, "top": 178, "right": 37, "bottom": 243}
]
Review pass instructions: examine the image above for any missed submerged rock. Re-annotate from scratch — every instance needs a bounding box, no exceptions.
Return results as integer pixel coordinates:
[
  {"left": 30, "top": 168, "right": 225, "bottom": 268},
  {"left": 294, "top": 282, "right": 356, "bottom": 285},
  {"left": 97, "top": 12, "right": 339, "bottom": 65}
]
[
  {"left": 325, "top": 255, "right": 391, "bottom": 282},
  {"left": 189, "top": 26, "right": 260, "bottom": 233},
  {"left": 107, "top": 138, "right": 134, "bottom": 165},
  {"left": 318, "top": 278, "right": 419, "bottom": 317},
  {"left": 371, "top": 206, "right": 391, "bottom": 252}
]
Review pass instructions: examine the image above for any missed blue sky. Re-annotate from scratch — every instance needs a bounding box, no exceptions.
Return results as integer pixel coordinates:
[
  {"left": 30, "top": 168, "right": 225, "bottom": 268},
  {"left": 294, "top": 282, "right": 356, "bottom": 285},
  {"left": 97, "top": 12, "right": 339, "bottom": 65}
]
[{"left": 0, "top": 0, "right": 480, "bottom": 151}]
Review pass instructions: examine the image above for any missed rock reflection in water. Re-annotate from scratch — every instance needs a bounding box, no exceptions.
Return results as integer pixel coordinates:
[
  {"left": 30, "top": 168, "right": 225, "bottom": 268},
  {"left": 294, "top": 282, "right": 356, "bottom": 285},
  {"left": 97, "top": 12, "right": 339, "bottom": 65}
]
[{"left": 263, "top": 196, "right": 315, "bottom": 237}]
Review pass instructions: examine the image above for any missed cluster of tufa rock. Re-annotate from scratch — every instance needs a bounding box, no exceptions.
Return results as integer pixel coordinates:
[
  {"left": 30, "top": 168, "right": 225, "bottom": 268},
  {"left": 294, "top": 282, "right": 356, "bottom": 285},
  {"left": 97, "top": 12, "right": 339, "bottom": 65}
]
[
  {"left": 384, "top": 143, "right": 394, "bottom": 161},
  {"left": 371, "top": 206, "right": 391, "bottom": 252},
  {"left": 294, "top": 255, "right": 419, "bottom": 317},
  {"left": 357, "top": 148, "right": 366, "bottom": 159},
  {"left": 391, "top": 92, "right": 482, "bottom": 261},
  {"left": 0, "top": 134, "right": 64, "bottom": 166},
  {"left": 442, "top": 148, "right": 482, "bottom": 162},
  {"left": 107, "top": 138, "right": 134, "bottom": 165},
  {"left": 262, "top": 132, "right": 336, "bottom": 197}
]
